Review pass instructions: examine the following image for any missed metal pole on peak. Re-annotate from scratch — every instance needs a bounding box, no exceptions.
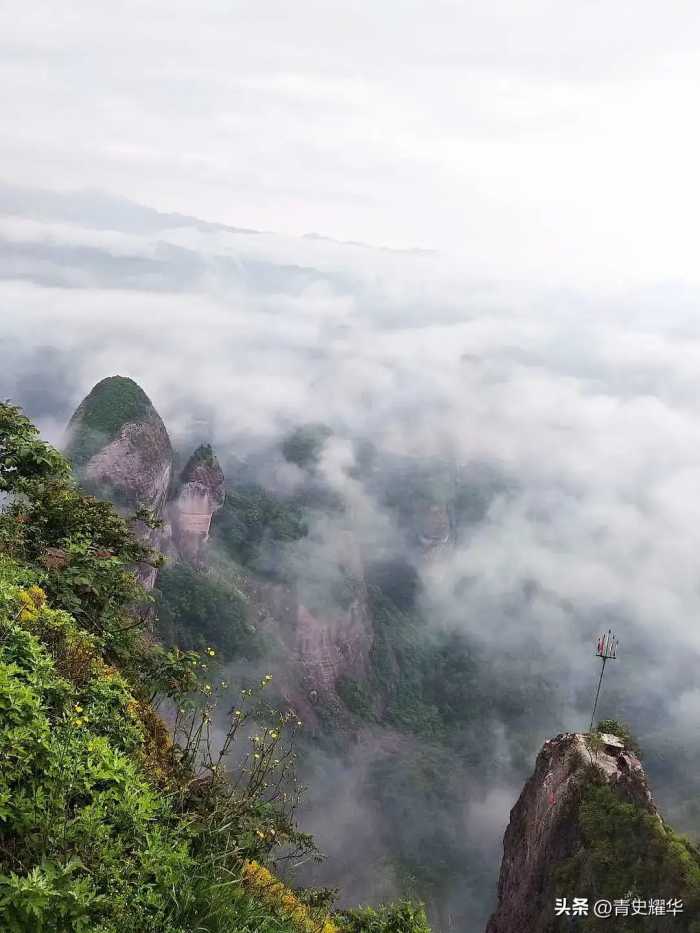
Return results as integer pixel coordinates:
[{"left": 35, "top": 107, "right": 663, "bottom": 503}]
[{"left": 589, "top": 629, "right": 618, "bottom": 733}]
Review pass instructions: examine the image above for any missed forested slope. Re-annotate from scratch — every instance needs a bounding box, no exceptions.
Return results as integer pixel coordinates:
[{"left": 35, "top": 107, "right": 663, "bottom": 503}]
[{"left": 0, "top": 402, "right": 430, "bottom": 933}]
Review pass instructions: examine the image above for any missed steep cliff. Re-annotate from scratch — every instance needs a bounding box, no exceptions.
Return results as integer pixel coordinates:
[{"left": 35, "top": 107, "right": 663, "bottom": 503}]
[
  {"left": 230, "top": 525, "right": 374, "bottom": 729},
  {"left": 486, "top": 731, "right": 700, "bottom": 933},
  {"left": 65, "top": 376, "right": 174, "bottom": 586},
  {"left": 65, "top": 376, "right": 173, "bottom": 511},
  {"left": 168, "top": 444, "right": 225, "bottom": 566}
]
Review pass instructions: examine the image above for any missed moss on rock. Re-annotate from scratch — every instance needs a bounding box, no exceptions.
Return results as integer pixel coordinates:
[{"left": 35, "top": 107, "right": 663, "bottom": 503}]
[{"left": 65, "top": 375, "right": 159, "bottom": 468}]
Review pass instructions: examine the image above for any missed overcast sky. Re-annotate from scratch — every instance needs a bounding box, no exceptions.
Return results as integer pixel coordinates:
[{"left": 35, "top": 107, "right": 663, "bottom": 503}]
[{"left": 3, "top": 1, "right": 700, "bottom": 284}]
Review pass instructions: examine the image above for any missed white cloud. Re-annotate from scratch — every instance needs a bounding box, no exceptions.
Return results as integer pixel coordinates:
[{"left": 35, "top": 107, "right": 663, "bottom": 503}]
[{"left": 3, "top": 2, "right": 700, "bottom": 283}]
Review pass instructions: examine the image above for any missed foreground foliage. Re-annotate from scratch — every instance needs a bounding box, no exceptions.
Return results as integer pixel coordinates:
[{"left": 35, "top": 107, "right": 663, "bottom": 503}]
[
  {"left": 338, "top": 902, "right": 432, "bottom": 933},
  {"left": 0, "top": 402, "right": 431, "bottom": 932}
]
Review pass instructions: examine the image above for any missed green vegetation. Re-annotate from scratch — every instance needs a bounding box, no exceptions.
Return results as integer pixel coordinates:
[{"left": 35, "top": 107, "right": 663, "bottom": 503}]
[
  {"left": 155, "top": 563, "right": 260, "bottom": 662},
  {"left": 335, "top": 675, "right": 375, "bottom": 720},
  {"left": 556, "top": 772, "right": 700, "bottom": 931},
  {"left": 176, "top": 444, "right": 220, "bottom": 491},
  {"left": 212, "top": 483, "right": 307, "bottom": 570},
  {"left": 281, "top": 424, "right": 332, "bottom": 470},
  {"left": 365, "top": 589, "right": 483, "bottom": 739},
  {"left": 64, "top": 375, "right": 159, "bottom": 468},
  {"left": 183, "top": 443, "right": 217, "bottom": 470},
  {"left": 338, "top": 902, "right": 431, "bottom": 933},
  {"left": 596, "top": 718, "right": 641, "bottom": 755},
  {"left": 325, "top": 580, "right": 557, "bottom": 928},
  {"left": 0, "top": 402, "right": 431, "bottom": 933},
  {"left": 0, "top": 597, "right": 194, "bottom": 931}
]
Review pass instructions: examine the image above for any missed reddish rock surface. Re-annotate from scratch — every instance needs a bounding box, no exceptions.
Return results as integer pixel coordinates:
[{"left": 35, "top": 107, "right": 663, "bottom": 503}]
[
  {"left": 486, "top": 732, "right": 657, "bottom": 933},
  {"left": 239, "top": 530, "right": 374, "bottom": 728},
  {"left": 82, "top": 420, "right": 173, "bottom": 589},
  {"left": 83, "top": 419, "right": 173, "bottom": 516},
  {"left": 168, "top": 446, "right": 225, "bottom": 566}
]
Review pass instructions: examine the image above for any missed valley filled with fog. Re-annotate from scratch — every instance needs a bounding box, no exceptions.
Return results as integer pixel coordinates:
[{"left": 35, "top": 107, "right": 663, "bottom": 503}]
[{"left": 4, "top": 184, "right": 700, "bottom": 928}]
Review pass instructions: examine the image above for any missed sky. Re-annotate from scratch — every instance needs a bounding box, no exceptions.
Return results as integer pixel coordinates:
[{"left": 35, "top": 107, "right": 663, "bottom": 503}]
[{"left": 4, "top": 1, "right": 700, "bottom": 284}]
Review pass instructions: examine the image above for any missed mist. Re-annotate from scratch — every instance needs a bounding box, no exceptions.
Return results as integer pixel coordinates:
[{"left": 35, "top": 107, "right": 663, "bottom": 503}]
[{"left": 4, "top": 184, "right": 700, "bottom": 929}]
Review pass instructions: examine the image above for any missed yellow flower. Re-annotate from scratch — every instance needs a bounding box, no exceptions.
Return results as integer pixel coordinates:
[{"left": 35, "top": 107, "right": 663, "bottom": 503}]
[
  {"left": 28, "top": 585, "right": 46, "bottom": 606},
  {"left": 241, "top": 861, "right": 339, "bottom": 933}
]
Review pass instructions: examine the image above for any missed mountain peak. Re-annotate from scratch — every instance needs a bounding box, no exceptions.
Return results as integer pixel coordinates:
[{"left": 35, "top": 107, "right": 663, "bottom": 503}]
[
  {"left": 66, "top": 375, "right": 163, "bottom": 469},
  {"left": 168, "top": 443, "right": 225, "bottom": 566},
  {"left": 486, "top": 731, "right": 700, "bottom": 932},
  {"left": 64, "top": 377, "right": 173, "bottom": 543}
]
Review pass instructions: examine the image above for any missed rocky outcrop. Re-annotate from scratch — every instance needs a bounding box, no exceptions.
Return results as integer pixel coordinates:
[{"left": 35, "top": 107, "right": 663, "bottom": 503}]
[
  {"left": 81, "top": 420, "right": 172, "bottom": 517},
  {"left": 486, "top": 732, "right": 659, "bottom": 933},
  {"left": 66, "top": 377, "right": 230, "bottom": 587},
  {"left": 66, "top": 376, "right": 173, "bottom": 514},
  {"left": 238, "top": 527, "right": 374, "bottom": 727},
  {"left": 295, "top": 528, "right": 373, "bottom": 699},
  {"left": 167, "top": 445, "right": 225, "bottom": 566},
  {"left": 296, "top": 589, "right": 371, "bottom": 693},
  {"left": 65, "top": 377, "right": 173, "bottom": 588}
]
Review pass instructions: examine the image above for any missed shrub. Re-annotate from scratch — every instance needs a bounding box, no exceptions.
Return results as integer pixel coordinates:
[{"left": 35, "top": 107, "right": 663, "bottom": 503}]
[
  {"left": 212, "top": 484, "right": 307, "bottom": 570},
  {"left": 338, "top": 901, "right": 431, "bottom": 933},
  {"left": 281, "top": 424, "right": 332, "bottom": 471},
  {"left": 336, "top": 675, "right": 375, "bottom": 720},
  {"left": 242, "top": 861, "right": 339, "bottom": 933},
  {"left": 155, "top": 562, "right": 258, "bottom": 661},
  {"left": 555, "top": 778, "right": 700, "bottom": 932},
  {"left": 596, "top": 719, "right": 640, "bottom": 755}
]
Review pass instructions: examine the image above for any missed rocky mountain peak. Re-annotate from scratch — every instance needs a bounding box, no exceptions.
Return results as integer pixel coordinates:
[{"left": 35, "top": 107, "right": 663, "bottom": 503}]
[
  {"left": 168, "top": 444, "right": 226, "bottom": 566},
  {"left": 65, "top": 376, "right": 174, "bottom": 587},
  {"left": 65, "top": 375, "right": 173, "bottom": 516},
  {"left": 486, "top": 730, "right": 674, "bottom": 933}
]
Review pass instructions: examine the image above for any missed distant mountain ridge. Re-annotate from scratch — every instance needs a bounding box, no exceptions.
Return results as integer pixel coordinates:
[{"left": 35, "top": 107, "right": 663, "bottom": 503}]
[{"left": 0, "top": 181, "right": 432, "bottom": 254}]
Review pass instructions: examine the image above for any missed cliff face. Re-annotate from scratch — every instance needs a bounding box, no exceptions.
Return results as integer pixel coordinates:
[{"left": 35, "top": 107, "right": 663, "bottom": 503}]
[
  {"left": 486, "top": 732, "right": 661, "bottom": 933},
  {"left": 240, "top": 528, "right": 374, "bottom": 728},
  {"left": 296, "top": 528, "right": 373, "bottom": 691},
  {"left": 67, "top": 378, "right": 231, "bottom": 586},
  {"left": 81, "top": 420, "right": 173, "bottom": 516},
  {"left": 66, "top": 376, "right": 172, "bottom": 507},
  {"left": 167, "top": 445, "right": 225, "bottom": 566},
  {"left": 66, "top": 377, "right": 174, "bottom": 588}
]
